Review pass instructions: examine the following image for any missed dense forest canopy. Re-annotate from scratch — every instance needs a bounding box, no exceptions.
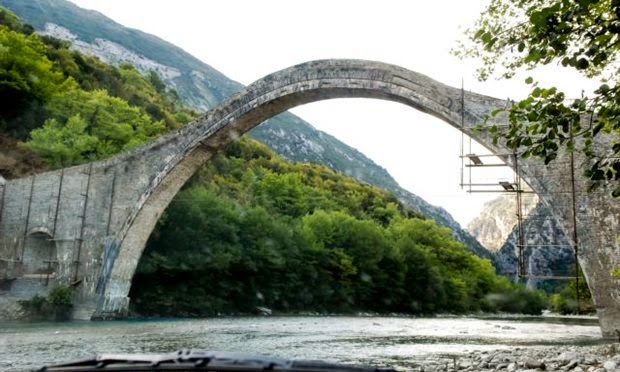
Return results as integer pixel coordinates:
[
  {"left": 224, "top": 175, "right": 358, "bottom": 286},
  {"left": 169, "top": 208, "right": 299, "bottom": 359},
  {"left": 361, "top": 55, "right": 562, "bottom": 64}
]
[
  {"left": 130, "top": 138, "right": 547, "bottom": 316},
  {"left": 0, "top": 6, "right": 196, "bottom": 169}
]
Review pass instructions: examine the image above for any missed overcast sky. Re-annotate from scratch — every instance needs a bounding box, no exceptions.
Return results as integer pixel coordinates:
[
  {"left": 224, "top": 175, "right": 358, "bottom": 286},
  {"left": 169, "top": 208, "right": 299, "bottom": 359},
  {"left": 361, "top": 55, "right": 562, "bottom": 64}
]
[{"left": 67, "top": 0, "right": 594, "bottom": 226}]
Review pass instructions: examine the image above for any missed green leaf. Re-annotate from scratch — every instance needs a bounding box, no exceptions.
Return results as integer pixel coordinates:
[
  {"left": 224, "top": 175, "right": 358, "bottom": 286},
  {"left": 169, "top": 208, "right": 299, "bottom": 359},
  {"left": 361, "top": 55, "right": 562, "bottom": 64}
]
[
  {"left": 544, "top": 153, "right": 557, "bottom": 164},
  {"left": 576, "top": 58, "right": 589, "bottom": 70},
  {"left": 592, "top": 123, "right": 605, "bottom": 136},
  {"left": 525, "top": 76, "right": 534, "bottom": 84},
  {"left": 491, "top": 108, "right": 503, "bottom": 116},
  {"left": 597, "top": 84, "right": 610, "bottom": 94}
]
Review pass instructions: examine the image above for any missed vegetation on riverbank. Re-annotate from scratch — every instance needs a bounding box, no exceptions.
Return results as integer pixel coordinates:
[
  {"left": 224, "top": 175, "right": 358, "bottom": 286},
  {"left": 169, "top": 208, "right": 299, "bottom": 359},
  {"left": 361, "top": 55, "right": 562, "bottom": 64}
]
[
  {"left": 549, "top": 269, "right": 594, "bottom": 315},
  {"left": 18, "top": 285, "right": 74, "bottom": 321}
]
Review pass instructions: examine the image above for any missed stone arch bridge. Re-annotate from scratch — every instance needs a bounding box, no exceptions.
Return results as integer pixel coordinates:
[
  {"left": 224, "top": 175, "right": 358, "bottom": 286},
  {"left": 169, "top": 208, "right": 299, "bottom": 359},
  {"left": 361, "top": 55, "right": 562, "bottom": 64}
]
[{"left": 0, "top": 60, "right": 618, "bottom": 337}]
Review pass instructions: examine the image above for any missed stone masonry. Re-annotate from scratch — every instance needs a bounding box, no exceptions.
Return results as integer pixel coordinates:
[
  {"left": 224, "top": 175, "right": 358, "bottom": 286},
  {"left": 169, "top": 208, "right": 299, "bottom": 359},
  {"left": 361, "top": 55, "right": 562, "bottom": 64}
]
[{"left": 0, "top": 60, "right": 617, "bottom": 337}]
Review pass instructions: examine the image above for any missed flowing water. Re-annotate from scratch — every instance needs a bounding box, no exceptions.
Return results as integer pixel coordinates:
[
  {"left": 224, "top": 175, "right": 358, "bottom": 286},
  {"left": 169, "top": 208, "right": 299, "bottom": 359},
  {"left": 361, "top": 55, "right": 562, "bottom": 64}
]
[{"left": 0, "top": 315, "right": 604, "bottom": 371}]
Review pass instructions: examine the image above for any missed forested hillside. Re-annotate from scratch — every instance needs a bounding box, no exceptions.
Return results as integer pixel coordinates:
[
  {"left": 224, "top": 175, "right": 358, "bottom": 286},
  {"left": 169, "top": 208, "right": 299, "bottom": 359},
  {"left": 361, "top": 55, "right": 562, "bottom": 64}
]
[
  {"left": 130, "top": 138, "right": 546, "bottom": 317},
  {"left": 0, "top": 6, "right": 196, "bottom": 171}
]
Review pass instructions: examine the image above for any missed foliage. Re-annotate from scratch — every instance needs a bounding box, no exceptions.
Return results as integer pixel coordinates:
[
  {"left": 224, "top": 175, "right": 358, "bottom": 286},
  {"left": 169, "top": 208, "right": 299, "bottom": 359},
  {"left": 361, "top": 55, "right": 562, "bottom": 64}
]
[
  {"left": 42, "top": 45, "right": 196, "bottom": 130},
  {"left": 458, "top": 0, "right": 620, "bottom": 197},
  {"left": 23, "top": 115, "right": 98, "bottom": 168},
  {"left": 23, "top": 88, "right": 166, "bottom": 166},
  {"left": 0, "top": 6, "right": 32, "bottom": 34},
  {"left": 0, "top": 6, "right": 197, "bottom": 167},
  {"left": 130, "top": 138, "right": 546, "bottom": 317},
  {"left": 18, "top": 285, "right": 74, "bottom": 320},
  {"left": 17, "top": 294, "right": 47, "bottom": 314},
  {"left": 549, "top": 269, "right": 595, "bottom": 314},
  {"left": 0, "top": 23, "right": 65, "bottom": 137},
  {"left": 47, "top": 285, "right": 74, "bottom": 306}
]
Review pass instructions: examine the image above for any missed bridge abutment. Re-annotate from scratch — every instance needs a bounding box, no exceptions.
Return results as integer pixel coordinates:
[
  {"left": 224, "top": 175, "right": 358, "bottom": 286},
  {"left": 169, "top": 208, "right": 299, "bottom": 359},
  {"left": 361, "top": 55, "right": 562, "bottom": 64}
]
[{"left": 94, "top": 295, "right": 130, "bottom": 319}]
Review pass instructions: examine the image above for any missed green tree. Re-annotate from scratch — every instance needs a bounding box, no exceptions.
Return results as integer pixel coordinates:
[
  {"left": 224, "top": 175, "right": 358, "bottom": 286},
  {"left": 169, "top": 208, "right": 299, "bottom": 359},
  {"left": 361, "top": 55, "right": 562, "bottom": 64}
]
[
  {"left": 459, "top": 0, "right": 620, "bottom": 196},
  {"left": 0, "top": 6, "right": 33, "bottom": 34},
  {"left": 549, "top": 267, "right": 594, "bottom": 314},
  {"left": 0, "top": 25, "right": 65, "bottom": 136},
  {"left": 24, "top": 88, "right": 165, "bottom": 166},
  {"left": 24, "top": 115, "right": 98, "bottom": 167}
]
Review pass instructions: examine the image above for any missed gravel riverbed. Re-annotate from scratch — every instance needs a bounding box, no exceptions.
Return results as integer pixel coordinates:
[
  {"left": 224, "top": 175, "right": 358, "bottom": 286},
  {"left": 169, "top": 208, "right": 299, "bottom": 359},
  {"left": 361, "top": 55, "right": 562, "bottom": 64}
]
[
  {"left": 0, "top": 316, "right": 615, "bottom": 371},
  {"left": 413, "top": 343, "right": 620, "bottom": 372}
]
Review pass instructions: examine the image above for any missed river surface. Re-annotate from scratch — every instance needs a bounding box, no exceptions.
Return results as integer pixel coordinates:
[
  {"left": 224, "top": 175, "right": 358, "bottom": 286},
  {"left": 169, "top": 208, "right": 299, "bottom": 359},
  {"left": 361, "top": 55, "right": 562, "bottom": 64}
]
[{"left": 0, "top": 315, "right": 604, "bottom": 371}]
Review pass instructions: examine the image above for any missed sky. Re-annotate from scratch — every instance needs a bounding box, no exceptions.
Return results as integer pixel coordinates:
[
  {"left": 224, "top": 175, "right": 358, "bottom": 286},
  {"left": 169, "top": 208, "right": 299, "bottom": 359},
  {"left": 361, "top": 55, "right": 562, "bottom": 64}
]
[{"left": 66, "top": 0, "right": 595, "bottom": 226}]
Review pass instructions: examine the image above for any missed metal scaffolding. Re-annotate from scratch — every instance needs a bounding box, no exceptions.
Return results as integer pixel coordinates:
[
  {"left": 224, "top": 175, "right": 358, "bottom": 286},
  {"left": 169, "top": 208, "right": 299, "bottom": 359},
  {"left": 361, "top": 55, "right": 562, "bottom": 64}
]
[{"left": 458, "top": 84, "right": 581, "bottom": 308}]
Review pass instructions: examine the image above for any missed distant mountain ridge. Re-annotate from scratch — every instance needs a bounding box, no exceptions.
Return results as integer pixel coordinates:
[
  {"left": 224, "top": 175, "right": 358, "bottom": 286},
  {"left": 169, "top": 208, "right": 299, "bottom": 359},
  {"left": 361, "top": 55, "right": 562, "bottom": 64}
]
[{"left": 0, "top": 0, "right": 491, "bottom": 259}]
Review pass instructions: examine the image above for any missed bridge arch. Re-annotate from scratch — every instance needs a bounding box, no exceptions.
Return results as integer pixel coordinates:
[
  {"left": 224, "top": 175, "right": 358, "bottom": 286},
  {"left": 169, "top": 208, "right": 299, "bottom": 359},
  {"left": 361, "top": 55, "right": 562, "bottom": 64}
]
[{"left": 94, "top": 60, "right": 619, "bottom": 338}]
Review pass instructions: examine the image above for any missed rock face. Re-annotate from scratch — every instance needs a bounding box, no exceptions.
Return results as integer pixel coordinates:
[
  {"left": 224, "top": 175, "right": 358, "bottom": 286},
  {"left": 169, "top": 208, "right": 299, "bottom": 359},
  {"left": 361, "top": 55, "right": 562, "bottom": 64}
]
[
  {"left": 494, "top": 202, "right": 575, "bottom": 290},
  {"left": 467, "top": 194, "right": 538, "bottom": 252},
  {"left": 0, "top": 0, "right": 488, "bottom": 258},
  {"left": 468, "top": 195, "right": 576, "bottom": 290}
]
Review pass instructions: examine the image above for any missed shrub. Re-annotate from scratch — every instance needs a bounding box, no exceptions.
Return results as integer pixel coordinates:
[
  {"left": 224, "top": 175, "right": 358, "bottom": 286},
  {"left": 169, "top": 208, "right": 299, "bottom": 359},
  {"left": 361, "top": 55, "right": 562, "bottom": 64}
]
[
  {"left": 18, "top": 285, "right": 74, "bottom": 320},
  {"left": 48, "top": 285, "right": 74, "bottom": 306},
  {"left": 18, "top": 294, "right": 47, "bottom": 315},
  {"left": 482, "top": 286, "right": 547, "bottom": 315}
]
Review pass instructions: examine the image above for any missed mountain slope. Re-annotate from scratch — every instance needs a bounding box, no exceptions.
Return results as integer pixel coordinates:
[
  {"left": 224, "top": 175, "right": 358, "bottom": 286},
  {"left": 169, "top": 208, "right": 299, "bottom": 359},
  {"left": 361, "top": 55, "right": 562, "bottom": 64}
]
[
  {"left": 467, "top": 195, "right": 538, "bottom": 252},
  {"left": 1, "top": 0, "right": 490, "bottom": 259},
  {"left": 467, "top": 195, "right": 575, "bottom": 290}
]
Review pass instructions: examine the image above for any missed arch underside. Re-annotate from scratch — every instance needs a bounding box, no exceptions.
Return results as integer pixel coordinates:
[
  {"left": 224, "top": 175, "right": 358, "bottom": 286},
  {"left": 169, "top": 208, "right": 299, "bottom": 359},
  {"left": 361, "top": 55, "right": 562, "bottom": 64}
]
[{"left": 94, "top": 60, "right": 619, "bottom": 338}]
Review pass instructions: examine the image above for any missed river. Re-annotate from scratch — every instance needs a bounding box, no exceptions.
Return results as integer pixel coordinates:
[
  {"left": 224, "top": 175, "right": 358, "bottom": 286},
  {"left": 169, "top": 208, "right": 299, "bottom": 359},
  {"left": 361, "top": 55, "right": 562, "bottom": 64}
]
[{"left": 0, "top": 315, "right": 605, "bottom": 371}]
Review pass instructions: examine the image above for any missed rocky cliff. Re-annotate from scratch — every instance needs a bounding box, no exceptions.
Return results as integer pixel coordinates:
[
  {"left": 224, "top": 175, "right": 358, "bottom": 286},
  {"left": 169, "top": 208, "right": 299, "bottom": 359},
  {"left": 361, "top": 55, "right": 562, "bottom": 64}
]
[
  {"left": 467, "top": 195, "right": 538, "bottom": 252},
  {"left": 468, "top": 195, "right": 576, "bottom": 290}
]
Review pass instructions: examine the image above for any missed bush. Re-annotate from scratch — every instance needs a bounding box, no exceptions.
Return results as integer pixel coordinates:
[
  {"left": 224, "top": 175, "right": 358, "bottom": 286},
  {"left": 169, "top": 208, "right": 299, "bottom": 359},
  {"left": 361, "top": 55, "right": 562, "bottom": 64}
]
[
  {"left": 548, "top": 268, "right": 595, "bottom": 315},
  {"left": 549, "top": 285, "right": 594, "bottom": 315},
  {"left": 18, "top": 294, "right": 47, "bottom": 314},
  {"left": 47, "top": 285, "right": 74, "bottom": 306},
  {"left": 482, "top": 285, "right": 547, "bottom": 315},
  {"left": 18, "top": 285, "right": 74, "bottom": 320}
]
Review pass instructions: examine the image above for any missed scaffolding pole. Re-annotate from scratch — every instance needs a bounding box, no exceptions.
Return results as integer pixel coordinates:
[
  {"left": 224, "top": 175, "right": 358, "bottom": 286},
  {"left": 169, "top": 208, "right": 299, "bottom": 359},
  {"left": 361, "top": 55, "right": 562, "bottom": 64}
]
[
  {"left": 569, "top": 139, "right": 581, "bottom": 312},
  {"left": 22, "top": 175, "right": 36, "bottom": 262},
  {"left": 73, "top": 163, "right": 93, "bottom": 284}
]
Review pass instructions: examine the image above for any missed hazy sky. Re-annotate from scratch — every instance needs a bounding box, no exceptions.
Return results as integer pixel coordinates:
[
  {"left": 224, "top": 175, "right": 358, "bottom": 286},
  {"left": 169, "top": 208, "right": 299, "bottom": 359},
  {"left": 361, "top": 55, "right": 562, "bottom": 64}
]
[{"left": 66, "top": 0, "right": 594, "bottom": 226}]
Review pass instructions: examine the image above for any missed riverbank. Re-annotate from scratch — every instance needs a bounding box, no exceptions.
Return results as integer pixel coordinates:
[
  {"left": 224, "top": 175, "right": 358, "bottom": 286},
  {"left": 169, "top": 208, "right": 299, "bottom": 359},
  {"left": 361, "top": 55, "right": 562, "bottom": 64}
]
[
  {"left": 416, "top": 343, "right": 620, "bottom": 372},
  {"left": 0, "top": 316, "right": 611, "bottom": 371}
]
